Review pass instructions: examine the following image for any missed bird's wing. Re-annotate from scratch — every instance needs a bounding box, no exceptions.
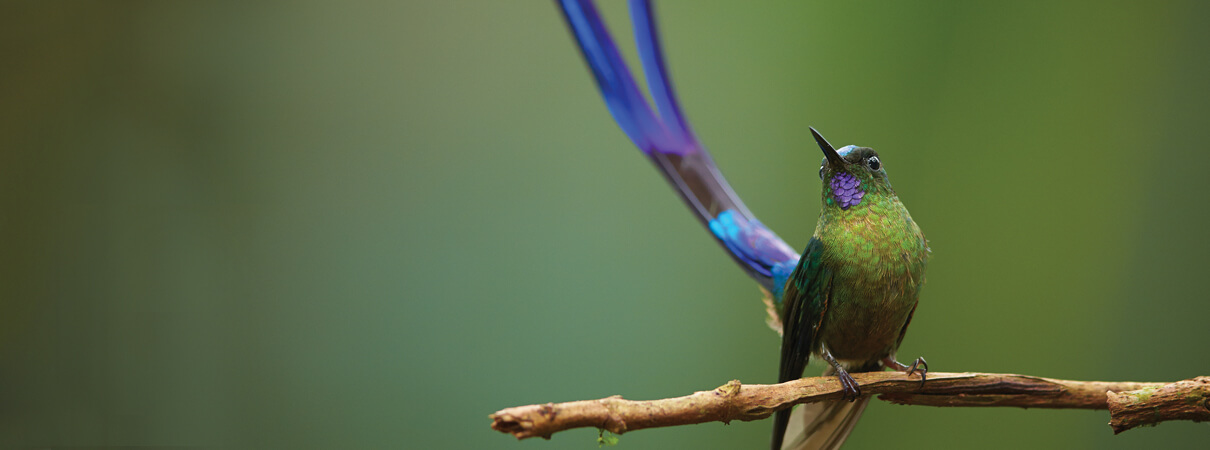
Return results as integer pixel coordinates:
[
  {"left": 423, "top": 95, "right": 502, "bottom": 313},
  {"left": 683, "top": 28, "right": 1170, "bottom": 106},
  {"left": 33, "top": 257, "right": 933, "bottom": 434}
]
[
  {"left": 772, "top": 236, "right": 831, "bottom": 450},
  {"left": 556, "top": 0, "right": 799, "bottom": 292}
]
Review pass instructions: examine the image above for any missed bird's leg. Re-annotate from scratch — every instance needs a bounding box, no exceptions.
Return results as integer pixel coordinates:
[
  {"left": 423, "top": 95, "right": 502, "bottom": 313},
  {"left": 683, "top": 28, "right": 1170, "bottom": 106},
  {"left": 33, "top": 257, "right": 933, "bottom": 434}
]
[
  {"left": 820, "top": 347, "right": 861, "bottom": 402},
  {"left": 881, "top": 355, "right": 928, "bottom": 388}
]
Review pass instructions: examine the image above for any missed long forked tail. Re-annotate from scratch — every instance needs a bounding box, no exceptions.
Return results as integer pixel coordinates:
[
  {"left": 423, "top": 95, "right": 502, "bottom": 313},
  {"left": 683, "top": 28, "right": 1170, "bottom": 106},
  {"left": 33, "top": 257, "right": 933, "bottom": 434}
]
[{"left": 556, "top": 0, "right": 800, "bottom": 293}]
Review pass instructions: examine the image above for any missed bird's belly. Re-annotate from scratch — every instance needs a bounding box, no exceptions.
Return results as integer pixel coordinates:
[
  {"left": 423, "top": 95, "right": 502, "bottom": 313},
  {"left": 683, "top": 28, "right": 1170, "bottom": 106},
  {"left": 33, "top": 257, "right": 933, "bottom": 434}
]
[{"left": 816, "top": 277, "right": 918, "bottom": 363}]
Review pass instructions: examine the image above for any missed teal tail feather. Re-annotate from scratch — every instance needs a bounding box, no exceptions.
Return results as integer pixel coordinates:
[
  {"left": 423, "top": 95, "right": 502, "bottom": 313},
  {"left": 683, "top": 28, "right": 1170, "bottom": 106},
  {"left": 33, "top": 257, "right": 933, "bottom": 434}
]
[{"left": 556, "top": 0, "right": 799, "bottom": 292}]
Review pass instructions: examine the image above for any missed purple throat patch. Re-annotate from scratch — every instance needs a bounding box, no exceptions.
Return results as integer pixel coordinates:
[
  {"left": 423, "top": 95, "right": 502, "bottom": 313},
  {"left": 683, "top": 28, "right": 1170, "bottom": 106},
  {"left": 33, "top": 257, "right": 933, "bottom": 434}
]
[{"left": 830, "top": 172, "right": 865, "bottom": 209}]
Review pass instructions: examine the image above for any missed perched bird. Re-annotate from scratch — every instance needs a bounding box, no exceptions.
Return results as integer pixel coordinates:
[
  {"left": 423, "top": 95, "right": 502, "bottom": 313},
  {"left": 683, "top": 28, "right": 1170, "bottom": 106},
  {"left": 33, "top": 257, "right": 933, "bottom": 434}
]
[
  {"left": 771, "top": 128, "right": 930, "bottom": 450},
  {"left": 556, "top": 1, "right": 930, "bottom": 449}
]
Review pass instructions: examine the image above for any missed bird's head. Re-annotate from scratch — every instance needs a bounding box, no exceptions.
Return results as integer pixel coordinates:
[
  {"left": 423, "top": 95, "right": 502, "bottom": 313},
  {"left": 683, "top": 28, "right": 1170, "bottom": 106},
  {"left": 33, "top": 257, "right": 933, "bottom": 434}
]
[{"left": 810, "top": 127, "right": 894, "bottom": 211}]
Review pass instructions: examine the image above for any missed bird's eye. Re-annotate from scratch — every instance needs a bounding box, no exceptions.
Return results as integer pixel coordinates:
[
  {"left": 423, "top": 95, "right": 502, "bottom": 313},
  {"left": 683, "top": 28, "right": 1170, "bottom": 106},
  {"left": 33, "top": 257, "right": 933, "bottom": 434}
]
[
  {"left": 866, "top": 156, "right": 881, "bottom": 171},
  {"left": 819, "top": 165, "right": 824, "bottom": 179}
]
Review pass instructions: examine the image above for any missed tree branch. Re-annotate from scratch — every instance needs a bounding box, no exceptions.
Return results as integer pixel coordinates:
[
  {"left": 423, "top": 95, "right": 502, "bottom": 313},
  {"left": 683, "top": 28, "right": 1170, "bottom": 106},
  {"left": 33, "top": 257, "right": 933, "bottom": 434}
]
[
  {"left": 1107, "top": 376, "right": 1210, "bottom": 433},
  {"left": 489, "top": 372, "right": 1209, "bottom": 440}
]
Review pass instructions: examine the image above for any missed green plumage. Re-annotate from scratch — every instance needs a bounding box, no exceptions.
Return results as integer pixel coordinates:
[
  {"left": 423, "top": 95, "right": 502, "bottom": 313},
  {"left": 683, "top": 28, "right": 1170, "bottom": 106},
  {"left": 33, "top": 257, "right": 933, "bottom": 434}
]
[
  {"left": 810, "top": 152, "right": 928, "bottom": 362},
  {"left": 771, "top": 138, "right": 929, "bottom": 450}
]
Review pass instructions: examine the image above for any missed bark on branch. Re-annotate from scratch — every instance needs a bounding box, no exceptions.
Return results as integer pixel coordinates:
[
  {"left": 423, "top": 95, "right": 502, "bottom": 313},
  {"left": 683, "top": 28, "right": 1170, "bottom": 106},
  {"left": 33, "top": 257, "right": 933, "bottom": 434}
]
[{"left": 489, "top": 372, "right": 1209, "bottom": 440}]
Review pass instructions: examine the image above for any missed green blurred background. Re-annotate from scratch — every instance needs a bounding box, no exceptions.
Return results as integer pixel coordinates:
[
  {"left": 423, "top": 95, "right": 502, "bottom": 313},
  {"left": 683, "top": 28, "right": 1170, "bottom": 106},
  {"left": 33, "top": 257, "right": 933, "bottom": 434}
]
[{"left": 2, "top": 1, "right": 1207, "bottom": 448}]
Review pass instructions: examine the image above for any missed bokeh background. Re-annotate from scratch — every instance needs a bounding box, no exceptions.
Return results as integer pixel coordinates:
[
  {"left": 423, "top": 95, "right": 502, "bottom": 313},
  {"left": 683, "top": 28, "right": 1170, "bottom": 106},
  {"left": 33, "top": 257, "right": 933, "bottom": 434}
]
[{"left": 2, "top": 1, "right": 1207, "bottom": 448}]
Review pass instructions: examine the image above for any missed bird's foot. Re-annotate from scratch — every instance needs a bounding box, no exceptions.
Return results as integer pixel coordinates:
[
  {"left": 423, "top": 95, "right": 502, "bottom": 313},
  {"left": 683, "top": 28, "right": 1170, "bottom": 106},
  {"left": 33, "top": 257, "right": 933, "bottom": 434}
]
[
  {"left": 882, "top": 356, "right": 928, "bottom": 388},
  {"left": 821, "top": 347, "right": 862, "bottom": 401},
  {"left": 835, "top": 368, "right": 862, "bottom": 401}
]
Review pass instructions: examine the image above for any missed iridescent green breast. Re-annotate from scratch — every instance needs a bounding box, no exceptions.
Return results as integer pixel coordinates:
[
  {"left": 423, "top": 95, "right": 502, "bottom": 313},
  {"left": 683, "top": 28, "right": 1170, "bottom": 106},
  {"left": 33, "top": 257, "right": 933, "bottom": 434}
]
[{"left": 814, "top": 193, "right": 929, "bottom": 363}]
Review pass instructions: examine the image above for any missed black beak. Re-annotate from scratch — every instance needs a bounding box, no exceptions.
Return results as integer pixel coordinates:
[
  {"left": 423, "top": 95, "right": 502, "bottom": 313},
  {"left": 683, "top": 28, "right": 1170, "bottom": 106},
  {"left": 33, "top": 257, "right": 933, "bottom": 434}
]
[{"left": 810, "top": 127, "right": 846, "bottom": 168}]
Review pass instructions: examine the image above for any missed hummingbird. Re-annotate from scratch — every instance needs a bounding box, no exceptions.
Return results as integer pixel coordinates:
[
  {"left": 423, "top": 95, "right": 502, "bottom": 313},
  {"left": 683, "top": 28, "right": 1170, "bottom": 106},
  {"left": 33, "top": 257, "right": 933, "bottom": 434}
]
[
  {"left": 769, "top": 128, "right": 930, "bottom": 450},
  {"left": 556, "top": 1, "right": 930, "bottom": 449}
]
